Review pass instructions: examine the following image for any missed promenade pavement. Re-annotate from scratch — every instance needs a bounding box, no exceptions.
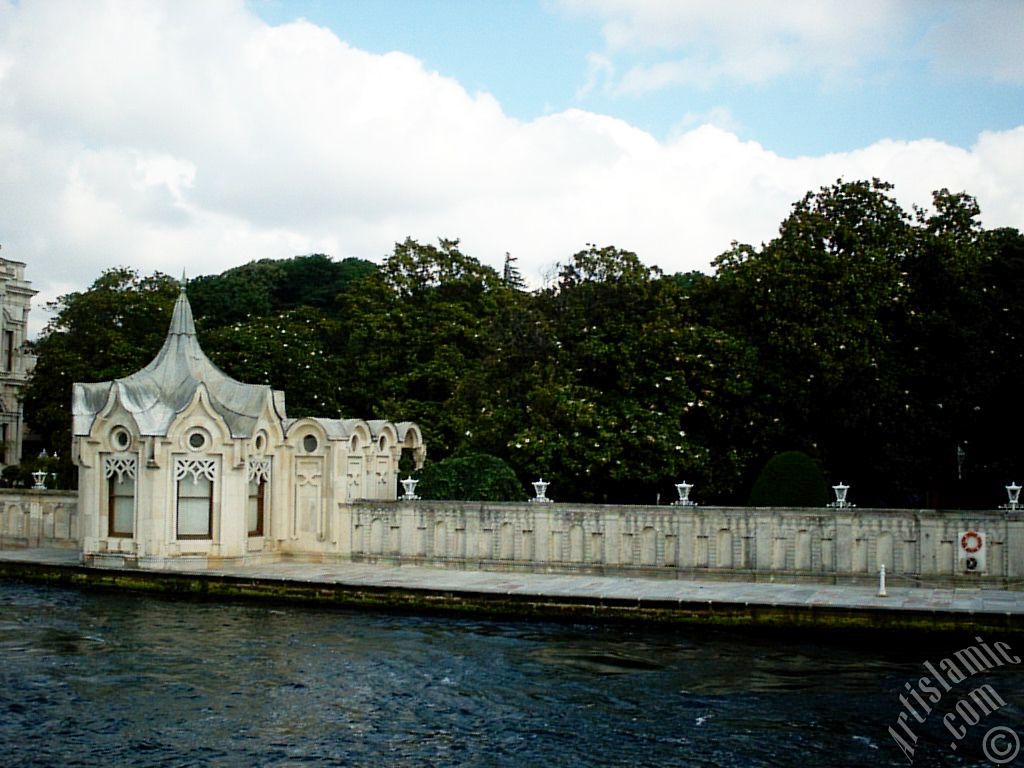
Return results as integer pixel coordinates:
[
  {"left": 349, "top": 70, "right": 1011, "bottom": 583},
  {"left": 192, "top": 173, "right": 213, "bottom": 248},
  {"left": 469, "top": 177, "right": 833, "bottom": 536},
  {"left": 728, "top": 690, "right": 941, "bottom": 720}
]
[{"left": 2, "top": 547, "right": 1023, "bottom": 619}]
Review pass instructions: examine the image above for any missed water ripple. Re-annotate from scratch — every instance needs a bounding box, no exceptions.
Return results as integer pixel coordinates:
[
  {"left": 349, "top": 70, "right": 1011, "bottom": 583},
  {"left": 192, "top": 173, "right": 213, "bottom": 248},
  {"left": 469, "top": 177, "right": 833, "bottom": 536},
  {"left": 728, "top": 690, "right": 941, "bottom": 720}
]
[{"left": 0, "top": 581, "right": 1019, "bottom": 766}]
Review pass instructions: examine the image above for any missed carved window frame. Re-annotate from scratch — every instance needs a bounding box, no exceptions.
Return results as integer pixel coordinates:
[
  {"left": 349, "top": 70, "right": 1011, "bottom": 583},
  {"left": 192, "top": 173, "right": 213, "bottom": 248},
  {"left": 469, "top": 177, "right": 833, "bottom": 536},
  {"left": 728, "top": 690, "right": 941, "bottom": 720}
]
[
  {"left": 175, "top": 458, "right": 216, "bottom": 540},
  {"left": 247, "top": 458, "right": 271, "bottom": 537},
  {"left": 104, "top": 455, "right": 136, "bottom": 538}
]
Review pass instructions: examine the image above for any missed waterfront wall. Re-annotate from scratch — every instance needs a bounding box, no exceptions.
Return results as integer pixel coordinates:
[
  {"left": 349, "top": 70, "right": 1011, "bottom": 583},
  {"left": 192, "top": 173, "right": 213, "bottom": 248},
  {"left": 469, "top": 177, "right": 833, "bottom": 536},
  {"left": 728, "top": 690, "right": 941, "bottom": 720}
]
[
  {"left": 347, "top": 501, "right": 1024, "bottom": 588},
  {"left": 0, "top": 490, "right": 80, "bottom": 549},
  {"left": 3, "top": 490, "right": 1021, "bottom": 588}
]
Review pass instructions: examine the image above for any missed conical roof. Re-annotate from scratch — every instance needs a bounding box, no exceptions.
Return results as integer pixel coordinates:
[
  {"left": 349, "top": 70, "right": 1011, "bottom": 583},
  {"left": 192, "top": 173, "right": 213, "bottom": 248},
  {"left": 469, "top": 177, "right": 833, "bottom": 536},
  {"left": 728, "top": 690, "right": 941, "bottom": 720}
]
[{"left": 72, "top": 287, "right": 281, "bottom": 438}]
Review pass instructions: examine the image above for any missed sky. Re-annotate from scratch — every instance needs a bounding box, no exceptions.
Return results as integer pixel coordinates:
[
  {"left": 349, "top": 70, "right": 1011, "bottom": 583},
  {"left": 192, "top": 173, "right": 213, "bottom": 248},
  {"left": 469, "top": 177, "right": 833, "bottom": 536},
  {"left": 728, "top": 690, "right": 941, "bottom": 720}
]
[{"left": 1, "top": 0, "right": 1022, "bottom": 338}]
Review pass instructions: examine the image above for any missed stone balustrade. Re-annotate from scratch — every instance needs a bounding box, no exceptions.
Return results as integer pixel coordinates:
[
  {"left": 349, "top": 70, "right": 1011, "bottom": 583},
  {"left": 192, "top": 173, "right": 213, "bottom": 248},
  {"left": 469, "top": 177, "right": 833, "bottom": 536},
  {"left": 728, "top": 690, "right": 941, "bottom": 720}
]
[
  {"left": 347, "top": 501, "right": 1024, "bottom": 588},
  {"left": 3, "top": 489, "right": 1021, "bottom": 588},
  {"left": 0, "top": 489, "right": 80, "bottom": 549}
]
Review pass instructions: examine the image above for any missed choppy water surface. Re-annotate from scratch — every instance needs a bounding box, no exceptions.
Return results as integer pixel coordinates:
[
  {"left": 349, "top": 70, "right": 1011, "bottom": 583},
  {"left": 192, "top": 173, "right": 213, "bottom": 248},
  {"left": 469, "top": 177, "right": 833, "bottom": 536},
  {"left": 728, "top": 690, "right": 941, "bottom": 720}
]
[{"left": 1, "top": 581, "right": 1022, "bottom": 767}]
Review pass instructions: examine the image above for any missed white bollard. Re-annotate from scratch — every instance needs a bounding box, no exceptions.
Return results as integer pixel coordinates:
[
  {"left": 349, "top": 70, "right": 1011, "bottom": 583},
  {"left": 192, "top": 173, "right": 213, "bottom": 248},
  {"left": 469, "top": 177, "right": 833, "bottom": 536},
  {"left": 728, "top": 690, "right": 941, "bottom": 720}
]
[{"left": 878, "top": 564, "right": 888, "bottom": 597}]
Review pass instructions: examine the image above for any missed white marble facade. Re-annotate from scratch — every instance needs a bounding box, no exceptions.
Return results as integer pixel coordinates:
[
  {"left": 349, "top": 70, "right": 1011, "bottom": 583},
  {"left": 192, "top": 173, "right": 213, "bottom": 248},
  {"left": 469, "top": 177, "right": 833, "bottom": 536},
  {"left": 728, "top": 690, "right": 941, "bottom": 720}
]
[
  {"left": 0, "top": 257, "right": 37, "bottom": 472},
  {"left": 72, "top": 287, "right": 425, "bottom": 567}
]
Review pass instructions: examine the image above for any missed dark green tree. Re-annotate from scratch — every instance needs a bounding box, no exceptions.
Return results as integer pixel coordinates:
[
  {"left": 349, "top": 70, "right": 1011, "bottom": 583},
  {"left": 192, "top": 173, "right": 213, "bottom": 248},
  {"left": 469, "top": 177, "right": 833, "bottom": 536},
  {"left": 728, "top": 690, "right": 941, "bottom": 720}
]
[
  {"left": 186, "top": 260, "right": 279, "bottom": 328},
  {"left": 187, "top": 254, "right": 375, "bottom": 328},
  {"left": 493, "top": 246, "right": 714, "bottom": 503},
  {"left": 895, "top": 192, "right": 1024, "bottom": 506},
  {"left": 710, "top": 179, "right": 913, "bottom": 502},
  {"left": 202, "top": 309, "right": 342, "bottom": 418},
  {"left": 415, "top": 452, "right": 526, "bottom": 501},
  {"left": 748, "top": 451, "right": 829, "bottom": 507},
  {"left": 334, "top": 238, "right": 507, "bottom": 454},
  {"left": 501, "top": 252, "right": 526, "bottom": 291}
]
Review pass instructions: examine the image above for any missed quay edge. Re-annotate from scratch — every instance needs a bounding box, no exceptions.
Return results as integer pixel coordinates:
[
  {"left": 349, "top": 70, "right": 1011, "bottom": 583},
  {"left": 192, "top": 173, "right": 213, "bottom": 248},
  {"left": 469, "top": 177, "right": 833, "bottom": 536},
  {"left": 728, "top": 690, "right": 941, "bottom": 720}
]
[{"left": 1, "top": 557, "right": 1021, "bottom": 636}]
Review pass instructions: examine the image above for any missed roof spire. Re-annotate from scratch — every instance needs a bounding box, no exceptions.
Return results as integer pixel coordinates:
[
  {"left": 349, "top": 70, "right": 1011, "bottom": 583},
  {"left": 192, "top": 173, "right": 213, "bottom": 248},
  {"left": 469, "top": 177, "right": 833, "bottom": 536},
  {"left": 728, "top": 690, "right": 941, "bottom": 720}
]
[{"left": 167, "top": 286, "right": 197, "bottom": 336}]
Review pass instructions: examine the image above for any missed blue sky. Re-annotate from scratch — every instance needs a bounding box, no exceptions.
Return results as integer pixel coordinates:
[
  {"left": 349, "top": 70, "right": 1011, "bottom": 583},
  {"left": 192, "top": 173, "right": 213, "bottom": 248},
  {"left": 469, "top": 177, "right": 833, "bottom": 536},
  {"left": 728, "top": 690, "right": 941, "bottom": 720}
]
[
  {"left": 252, "top": 0, "right": 1023, "bottom": 155},
  {"left": 253, "top": 2, "right": 600, "bottom": 123},
  {"left": 1, "top": 0, "right": 1022, "bottom": 336}
]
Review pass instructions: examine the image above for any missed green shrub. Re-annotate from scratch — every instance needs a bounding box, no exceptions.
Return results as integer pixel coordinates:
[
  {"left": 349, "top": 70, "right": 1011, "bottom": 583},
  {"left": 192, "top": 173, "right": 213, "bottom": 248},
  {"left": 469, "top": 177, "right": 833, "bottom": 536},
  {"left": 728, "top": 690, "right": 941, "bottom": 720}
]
[
  {"left": 416, "top": 453, "right": 527, "bottom": 502},
  {"left": 1, "top": 463, "right": 34, "bottom": 488},
  {"left": 747, "top": 450, "right": 829, "bottom": 507}
]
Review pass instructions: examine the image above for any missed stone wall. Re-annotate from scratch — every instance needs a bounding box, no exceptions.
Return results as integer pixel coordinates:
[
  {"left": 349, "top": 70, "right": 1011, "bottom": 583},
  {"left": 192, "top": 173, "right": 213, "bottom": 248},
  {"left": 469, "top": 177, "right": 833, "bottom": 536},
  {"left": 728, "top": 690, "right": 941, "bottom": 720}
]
[
  {"left": 348, "top": 501, "right": 1024, "bottom": 588},
  {"left": 0, "top": 489, "right": 80, "bottom": 549},
  {"left": 4, "top": 489, "right": 1020, "bottom": 589}
]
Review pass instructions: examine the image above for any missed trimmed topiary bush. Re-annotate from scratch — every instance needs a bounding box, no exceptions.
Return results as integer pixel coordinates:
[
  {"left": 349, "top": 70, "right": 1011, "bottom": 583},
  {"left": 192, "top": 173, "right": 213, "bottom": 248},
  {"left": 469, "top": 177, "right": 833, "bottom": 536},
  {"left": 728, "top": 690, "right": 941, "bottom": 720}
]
[
  {"left": 747, "top": 450, "right": 829, "bottom": 507},
  {"left": 416, "top": 452, "right": 527, "bottom": 502}
]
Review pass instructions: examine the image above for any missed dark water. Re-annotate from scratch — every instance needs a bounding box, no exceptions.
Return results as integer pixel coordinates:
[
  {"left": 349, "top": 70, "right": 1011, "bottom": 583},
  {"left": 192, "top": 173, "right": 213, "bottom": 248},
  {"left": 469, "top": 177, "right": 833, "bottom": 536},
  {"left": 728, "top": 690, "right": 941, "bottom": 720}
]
[{"left": 1, "top": 582, "right": 1022, "bottom": 767}]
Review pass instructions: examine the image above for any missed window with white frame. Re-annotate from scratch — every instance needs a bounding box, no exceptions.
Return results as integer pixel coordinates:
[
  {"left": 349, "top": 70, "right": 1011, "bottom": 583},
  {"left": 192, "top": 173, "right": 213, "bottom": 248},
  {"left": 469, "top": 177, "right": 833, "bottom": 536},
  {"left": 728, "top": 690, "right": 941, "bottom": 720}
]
[
  {"left": 176, "top": 458, "right": 216, "bottom": 540},
  {"left": 247, "top": 458, "right": 271, "bottom": 537},
  {"left": 105, "top": 456, "right": 136, "bottom": 538}
]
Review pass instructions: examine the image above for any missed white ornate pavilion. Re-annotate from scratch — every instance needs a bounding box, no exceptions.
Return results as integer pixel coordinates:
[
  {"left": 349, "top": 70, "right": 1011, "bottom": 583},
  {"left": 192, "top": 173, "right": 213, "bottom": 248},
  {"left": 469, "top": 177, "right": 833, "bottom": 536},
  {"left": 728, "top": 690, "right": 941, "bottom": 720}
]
[{"left": 72, "top": 286, "right": 425, "bottom": 568}]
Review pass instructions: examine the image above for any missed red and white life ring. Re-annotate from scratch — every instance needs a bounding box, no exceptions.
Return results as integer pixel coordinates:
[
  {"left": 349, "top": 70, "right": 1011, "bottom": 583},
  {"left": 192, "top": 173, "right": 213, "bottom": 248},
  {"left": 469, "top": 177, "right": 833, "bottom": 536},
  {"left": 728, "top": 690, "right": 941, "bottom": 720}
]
[{"left": 960, "top": 531, "right": 983, "bottom": 553}]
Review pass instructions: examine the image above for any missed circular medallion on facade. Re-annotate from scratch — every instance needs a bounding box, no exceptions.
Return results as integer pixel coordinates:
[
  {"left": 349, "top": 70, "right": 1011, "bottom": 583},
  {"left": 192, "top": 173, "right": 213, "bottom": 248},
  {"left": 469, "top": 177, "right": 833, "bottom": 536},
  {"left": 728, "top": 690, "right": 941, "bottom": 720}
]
[
  {"left": 112, "top": 427, "right": 131, "bottom": 450},
  {"left": 302, "top": 434, "right": 318, "bottom": 453},
  {"left": 187, "top": 430, "right": 208, "bottom": 451}
]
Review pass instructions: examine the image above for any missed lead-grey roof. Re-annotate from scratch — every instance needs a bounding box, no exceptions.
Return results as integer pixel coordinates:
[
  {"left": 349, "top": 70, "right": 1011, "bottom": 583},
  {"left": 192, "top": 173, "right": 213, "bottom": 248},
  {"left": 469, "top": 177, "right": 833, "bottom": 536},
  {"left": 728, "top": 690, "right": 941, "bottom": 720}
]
[
  {"left": 282, "top": 417, "right": 363, "bottom": 440},
  {"left": 72, "top": 288, "right": 282, "bottom": 438}
]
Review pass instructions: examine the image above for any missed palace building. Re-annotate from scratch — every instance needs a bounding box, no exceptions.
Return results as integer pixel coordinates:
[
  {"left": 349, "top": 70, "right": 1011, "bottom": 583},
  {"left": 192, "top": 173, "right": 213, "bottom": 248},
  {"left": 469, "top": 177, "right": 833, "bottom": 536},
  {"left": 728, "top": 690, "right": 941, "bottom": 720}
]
[
  {"left": 72, "top": 285, "right": 425, "bottom": 568},
  {"left": 0, "top": 255, "right": 37, "bottom": 473}
]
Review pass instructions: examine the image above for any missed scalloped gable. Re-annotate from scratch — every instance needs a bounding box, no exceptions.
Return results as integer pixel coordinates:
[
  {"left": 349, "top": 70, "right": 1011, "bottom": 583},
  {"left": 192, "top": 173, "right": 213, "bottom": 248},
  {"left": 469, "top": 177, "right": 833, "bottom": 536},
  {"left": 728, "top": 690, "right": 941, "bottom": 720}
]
[
  {"left": 282, "top": 417, "right": 369, "bottom": 441},
  {"left": 72, "top": 287, "right": 285, "bottom": 438}
]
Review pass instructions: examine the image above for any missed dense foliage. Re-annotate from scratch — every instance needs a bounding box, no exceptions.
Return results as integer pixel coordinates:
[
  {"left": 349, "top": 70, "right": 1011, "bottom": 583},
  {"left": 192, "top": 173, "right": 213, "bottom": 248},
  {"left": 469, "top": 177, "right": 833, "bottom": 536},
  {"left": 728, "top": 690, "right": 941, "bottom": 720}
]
[
  {"left": 747, "top": 451, "right": 829, "bottom": 508},
  {"left": 23, "top": 180, "right": 1024, "bottom": 507},
  {"left": 415, "top": 453, "right": 526, "bottom": 502}
]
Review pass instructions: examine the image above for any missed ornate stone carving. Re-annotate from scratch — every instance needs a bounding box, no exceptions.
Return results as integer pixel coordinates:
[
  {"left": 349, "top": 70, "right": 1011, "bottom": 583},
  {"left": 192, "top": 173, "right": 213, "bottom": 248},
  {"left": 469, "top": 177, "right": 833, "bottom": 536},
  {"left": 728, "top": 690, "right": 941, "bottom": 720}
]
[
  {"left": 247, "top": 457, "right": 271, "bottom": 483},
  {"left": 174, "top": 458, "right": 216, "bottom": 483},
  {"left": 103, "top": 456, "right": 137, "bottom": 482}
]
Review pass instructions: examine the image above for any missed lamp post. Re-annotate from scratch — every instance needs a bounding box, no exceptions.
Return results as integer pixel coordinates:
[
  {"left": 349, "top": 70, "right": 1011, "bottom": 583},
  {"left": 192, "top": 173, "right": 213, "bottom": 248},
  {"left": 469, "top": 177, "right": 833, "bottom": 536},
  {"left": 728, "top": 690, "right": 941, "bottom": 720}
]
[
  {"left": 829, "top": 482, "right": 853, "bottom": 509},
  {"left": 531, "top": 478, "right": 551, "bottom": 503},
  {"left": 400, "top": 477, "right": 419, "bottom": 501},
  {"left": 672, "top": 481, "right": 696, "bottom": 506},
  {"left": 1002, "top": 482, "right": 1021, "bottom": 511},
  {"left": 32, "top": 470, "right": 47, "bottom": 490}
]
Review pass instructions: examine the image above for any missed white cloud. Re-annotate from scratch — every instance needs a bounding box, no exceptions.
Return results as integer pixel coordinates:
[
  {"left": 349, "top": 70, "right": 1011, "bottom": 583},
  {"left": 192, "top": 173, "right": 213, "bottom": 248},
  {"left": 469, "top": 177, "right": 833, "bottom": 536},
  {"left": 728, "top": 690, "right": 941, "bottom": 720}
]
[
  {"left": 561, "top": 0, "right": 900, "bottom": 54},
  {"left": 1, "top": 0, "right": 1022, "bottom": 340},
  {"left": 576, "top": 52, "right": 615, "bottom": 100},
  {"left": 671, "top": 107, "right": 742, "bottom": 136},
  {"left": 920, "top": 1, "right": 1024, "bottom": 85},
  {"left": 558, "top": 0, "right": 906, "bottom": 90},
  {"left": 557, "top": 0, "right": 1024, "bottom": 92}
]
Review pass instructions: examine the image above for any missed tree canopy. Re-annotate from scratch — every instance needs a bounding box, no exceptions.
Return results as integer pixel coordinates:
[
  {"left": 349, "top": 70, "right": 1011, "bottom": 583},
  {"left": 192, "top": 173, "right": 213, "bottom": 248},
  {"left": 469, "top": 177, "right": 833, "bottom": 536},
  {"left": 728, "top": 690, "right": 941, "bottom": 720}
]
[{"left": 23, "top": 181, "right": 1024, "bottom": 507}]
